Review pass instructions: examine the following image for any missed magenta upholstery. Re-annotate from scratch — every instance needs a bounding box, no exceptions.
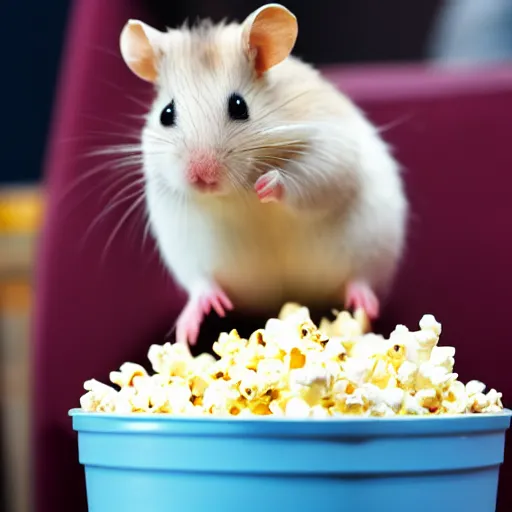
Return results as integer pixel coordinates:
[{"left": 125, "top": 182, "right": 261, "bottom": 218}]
[{"left": 33, "top": 0, "right": 512, "bottom": 511}]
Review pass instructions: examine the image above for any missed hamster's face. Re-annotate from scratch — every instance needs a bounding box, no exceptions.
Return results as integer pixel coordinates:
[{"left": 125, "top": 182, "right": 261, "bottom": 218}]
[{"left": 141, "top": 24, "right": 296, "bottom": 197}]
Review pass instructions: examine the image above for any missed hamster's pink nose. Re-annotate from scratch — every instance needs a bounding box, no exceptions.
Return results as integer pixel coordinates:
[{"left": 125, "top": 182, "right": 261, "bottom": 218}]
[{"left": 186, "top": 151, "right": 221, "bottom": 189}]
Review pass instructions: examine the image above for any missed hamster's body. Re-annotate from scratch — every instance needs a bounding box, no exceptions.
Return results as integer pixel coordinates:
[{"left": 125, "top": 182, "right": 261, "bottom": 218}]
[{"left": 120, "top": 5, "right": 408, "bottom": 345}]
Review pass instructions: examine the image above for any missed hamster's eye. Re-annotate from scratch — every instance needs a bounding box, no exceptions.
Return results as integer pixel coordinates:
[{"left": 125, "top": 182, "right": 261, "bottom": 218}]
[
  {"left": 160, "top": 100, "right": 176, "bottom": 127},
  {"left": 228, "top": 93, "right": 249, "bottom": 121}
]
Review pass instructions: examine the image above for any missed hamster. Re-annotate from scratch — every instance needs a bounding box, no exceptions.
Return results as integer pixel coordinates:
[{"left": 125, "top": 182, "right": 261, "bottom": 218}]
[{"left": 119, "top": 3, "right": 408, "bottom": 346}]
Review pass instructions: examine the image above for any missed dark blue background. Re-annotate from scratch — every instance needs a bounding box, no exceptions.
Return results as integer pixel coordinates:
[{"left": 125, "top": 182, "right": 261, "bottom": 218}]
[{"left": 2, "top": 0, "right": 70, "bottom": 184}]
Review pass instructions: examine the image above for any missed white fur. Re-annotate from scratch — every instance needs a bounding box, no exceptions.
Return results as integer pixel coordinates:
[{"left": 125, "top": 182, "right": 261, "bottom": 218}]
[{"left": 140, "top": 22, "right": 407, "bottom": 314}]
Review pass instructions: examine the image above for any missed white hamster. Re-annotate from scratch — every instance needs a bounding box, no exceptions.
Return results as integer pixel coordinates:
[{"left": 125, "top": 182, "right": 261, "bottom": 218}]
[{"left": 119, "top": 3, "right": 408, "bottom": 346}]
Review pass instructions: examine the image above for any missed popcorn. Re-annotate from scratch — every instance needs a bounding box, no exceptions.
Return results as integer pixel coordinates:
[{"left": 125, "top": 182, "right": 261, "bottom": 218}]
[
  {"left": 350, "top": 334, "right": 388, "bottom": 359},
  {"left": 468, "top": 388, "right": 504, "bottom": 413},
  {"left": 289, "top": 365, "right": 332, "bottom": 407},
  {"left": 415, "top": 388, "right": 442, "bottom": 412},
  {"left": 147, "top": 342, "right": 192, "bottom": 378},
  {"left": 213, "top": 330, "right": 245, "bottom": 359},
  {"left": 109, "top": 363, "right": 148, "bottom": 388},
  {"left": 419, "top": 314, "right": 442, "bottom": 336},
  {"left": 285, "top": 397, "right": 311, "bottom": 418},
  {"left": 319, "top": 309, "right": 368, "bottom": 340},
  {"left": 79, "top": 304, "right": 505, "bottom": 418},
  {"left": 484, "top": 389, "right": 504, "bottom": 413},
  {"left": 397, "top": 361, "right": 418, "bottom": 390},
  {"left": 402, "top": 393, "right": 429, "bottom": 415},
  {"left": 203, "top": 380, "right": 241, "bottom": 415},
  {"left": 429, "top": 347, "right": 455, "bottom": 372},
  {"left": 415, "top": 362, "right": 456, "bottom": 391},
  {"left": 368, "top": 358, "right": 397, "bottom": 389},
  {"left": 342, "top": 357, "right": 374, "bottom": 387},
  {"left": 466, "top": 380, "right": 486, "bottom": 397},
  {"left": 80, "top": 379, "right": 118, "bottom": 412},
  {"left": 343, "top": 387, "right": 370, "bottom": 414},
  {"left": 323, "top": 337, "right": 347, "bottom": 361},
  {"left": 237, "top": 369, "right": 268, "bottom": 401},
  {"left": 467, "top": 392, "right": 489, "bottom": 413},
  {"left": 442, "top": 380, "right": 467, "bottom": 414},
  {"left": 310, "top": 405, "right": 331, "bottom": 419},
  {"left": 376, "top": 387, "right": 405, "bottom": 413}
]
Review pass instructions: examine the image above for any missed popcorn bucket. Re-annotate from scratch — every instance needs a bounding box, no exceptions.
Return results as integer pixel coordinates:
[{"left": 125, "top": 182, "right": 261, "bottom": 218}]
[{"left": 70, "top": 409, "right": 511, "bottom": 512}]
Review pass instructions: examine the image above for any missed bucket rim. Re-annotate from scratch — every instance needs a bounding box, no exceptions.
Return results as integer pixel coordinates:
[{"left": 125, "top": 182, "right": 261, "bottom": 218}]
[{"left": 69, "top": 408, "right": 512, "bottom": 437}]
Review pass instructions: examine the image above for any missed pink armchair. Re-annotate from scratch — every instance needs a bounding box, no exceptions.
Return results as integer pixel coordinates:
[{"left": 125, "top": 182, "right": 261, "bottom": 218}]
[{"left": 33, "top": 0, "right": 512, "bottom": 511}]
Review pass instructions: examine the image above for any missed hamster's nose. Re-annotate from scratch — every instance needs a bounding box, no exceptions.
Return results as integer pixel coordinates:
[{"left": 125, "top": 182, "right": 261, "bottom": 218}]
[{"left": 186, "top": 151, "right": 221, "bottom": 189}]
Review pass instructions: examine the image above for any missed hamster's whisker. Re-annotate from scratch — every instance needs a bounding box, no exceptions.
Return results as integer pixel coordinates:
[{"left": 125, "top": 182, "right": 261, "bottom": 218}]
[
  {"left": 251, "top": 154, "right": 328, "bottom": 195},
  {"left": 225, "top": 163, "right": 252, "bottom": 199},
  {"left": 79, "top": 114, "right": 145, "bottom": 135},
  {"left": 100, "top": 175, "right": 145, "bottom": 206},
  {"left": 58, "top": 156, "right": 141, "bottom": 211},
  {"left": 88, "top": 173, "right": 145, "bottom": 223},
  {"left": 144, "top": 131, "right": 178, "bottom": 146},
  {"left": 87, "top": 143, "right": 142, "bottom": 157},
  {"left": 90, "top": 75, "right": 152, "bottom": 110},
  {"left": 234, "top": 141, "right": 307, "bottom": 154},
  {"left": 63, "top": 131, "right": 144, "bottom": 146},
  {"left": 81, "top": 186, "right": 145, "bottom": 250},
  {"left": 376, "top": 114, "right": 414, "bottom": 135},
  {"left": 254, "top": 90, "right": 312, "bottom": 124},
  {"left": 101, "top": 193, "right": 147, "bottom": 264}
]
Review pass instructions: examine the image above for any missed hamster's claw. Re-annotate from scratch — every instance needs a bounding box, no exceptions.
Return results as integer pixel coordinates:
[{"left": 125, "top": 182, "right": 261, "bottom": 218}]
[
  {"left": 345, "top": 281, "right": 380, "bottom": 320},
  {"left": 176, "top": 287, "right": 233, "bottom": 346},
  {"left": 255, "top": 171, "right": 284, "bottom": 203},
  {"left": 199, "top": 288, "right": 233, "bottom": 317},
  {"left": 176, "top": 300, "right": 202, "bottom": 346}
]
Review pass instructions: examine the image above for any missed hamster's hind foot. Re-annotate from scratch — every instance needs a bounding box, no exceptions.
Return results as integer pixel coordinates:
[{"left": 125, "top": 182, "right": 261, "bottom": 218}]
[
  {"left": 345, "top": 280, "right": 379, "bottom": 320},
  {"left": 176, "top": 286, "right": 233, "bottom": 346}
]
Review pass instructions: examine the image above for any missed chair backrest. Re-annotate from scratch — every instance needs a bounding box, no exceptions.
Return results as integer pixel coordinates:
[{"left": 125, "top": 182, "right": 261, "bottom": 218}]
[
  {"left": 33, "top": 0, "right": 512, "bottom": 509},
  {"left": 329, "top": 63, "right": 512, "bottom": 511},
  {"left": 32, "top": 1, "right": 182, "bottom": 511}
]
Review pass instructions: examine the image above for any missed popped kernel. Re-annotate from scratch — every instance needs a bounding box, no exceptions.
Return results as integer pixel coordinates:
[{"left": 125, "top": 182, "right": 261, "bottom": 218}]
[
  {"left": 109, "top": 363, "right": 148, "bottom": 388},
  {"left": 362, "top": 383, "right": 402, "bottom": 415},
  {"left": 442, "top": 380, "right": 467, "bottom": 414},
  {"left": 310, "top": 404, "right": 331, "bottom": 419},
  {"left": 419, "top": 314, "right": 442, "bottom": 336},
  {"left": 429, "top": 346, "right": 455, "bottom": 373},
  {"left": 343, "top": 388, "right": 369, "bottom": 415},
  {"left": 79, "top": 304, "right": 505, "bottom": 418},
  {"left": 284, "top": 397, "right": 311, "bottom": 418},
  {"left": 415, "top": 388, "right": 442, "bottom": 412},
  {"left": 402, "top": 393, "right": 429, "bottom": 416},
  {"left": 202, "top": 380, "right": 240, "bottom": 416},
  {"left": 237, "top": 369, "right": 268, "bottom": 401},
  {"left": 466, "top": 380, "right": 486, "bottom": 397},
  {"left": 80, "top": 379, "right": 117, "bottom": 412},
  {"left": 147, "top": 342, "right": 192, "bottom": 378},
  {"left": 415, "top": 362, "right": 456, "bottom": 391},
  {"left": 397, "top": 361, "right": 418, "bottom": 390},
  {"left": 468, "top": 392, "right": 489, "bottom": 413},
  {"left": 213, "top": 330, "right": 245, "bottom": 359}
]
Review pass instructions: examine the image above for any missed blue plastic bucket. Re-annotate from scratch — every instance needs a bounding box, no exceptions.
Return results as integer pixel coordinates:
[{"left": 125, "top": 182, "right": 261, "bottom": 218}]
[{"left": 70, "top": 409, "right": 511, "bottom": 512}]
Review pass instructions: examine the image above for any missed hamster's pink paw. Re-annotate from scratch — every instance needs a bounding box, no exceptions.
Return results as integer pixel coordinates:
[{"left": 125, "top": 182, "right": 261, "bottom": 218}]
[
  {"left": 255, "top": 171, "right": 284, "bottom": 203},
  {"left": 199, "top": 287, "right": 233, "bottom": 317},
  {"left": 345, "top": 281, "right": 380, "bottom": 320},
  {"left": 176, "top": 286, "right": 233, "bottom": 346}
]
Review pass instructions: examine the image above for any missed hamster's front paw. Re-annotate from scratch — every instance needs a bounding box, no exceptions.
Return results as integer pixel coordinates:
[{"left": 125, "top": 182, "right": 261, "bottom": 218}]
[
  {"left": 176, "top": 285, "right": 233, "bottom": 346},
  {"left": 345, "top": 280, "right": 379, "bottom": 320},
  {"left": 255, "top": 170, "right": 284, "bottom": 203}
]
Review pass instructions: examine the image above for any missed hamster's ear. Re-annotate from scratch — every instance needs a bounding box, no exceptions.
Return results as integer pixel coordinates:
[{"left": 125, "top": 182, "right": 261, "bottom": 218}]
[
  {"left": 242, "top": 4, "right": 298, "bottom": 76},
  {"left": 120, "top": 20, "right": 166, "bottom": 83}
]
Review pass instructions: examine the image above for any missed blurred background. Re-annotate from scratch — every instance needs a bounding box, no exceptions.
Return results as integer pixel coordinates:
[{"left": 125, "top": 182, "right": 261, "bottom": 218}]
[{"left": 2, "top": 0, "right": 512, "bottom": 511}]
